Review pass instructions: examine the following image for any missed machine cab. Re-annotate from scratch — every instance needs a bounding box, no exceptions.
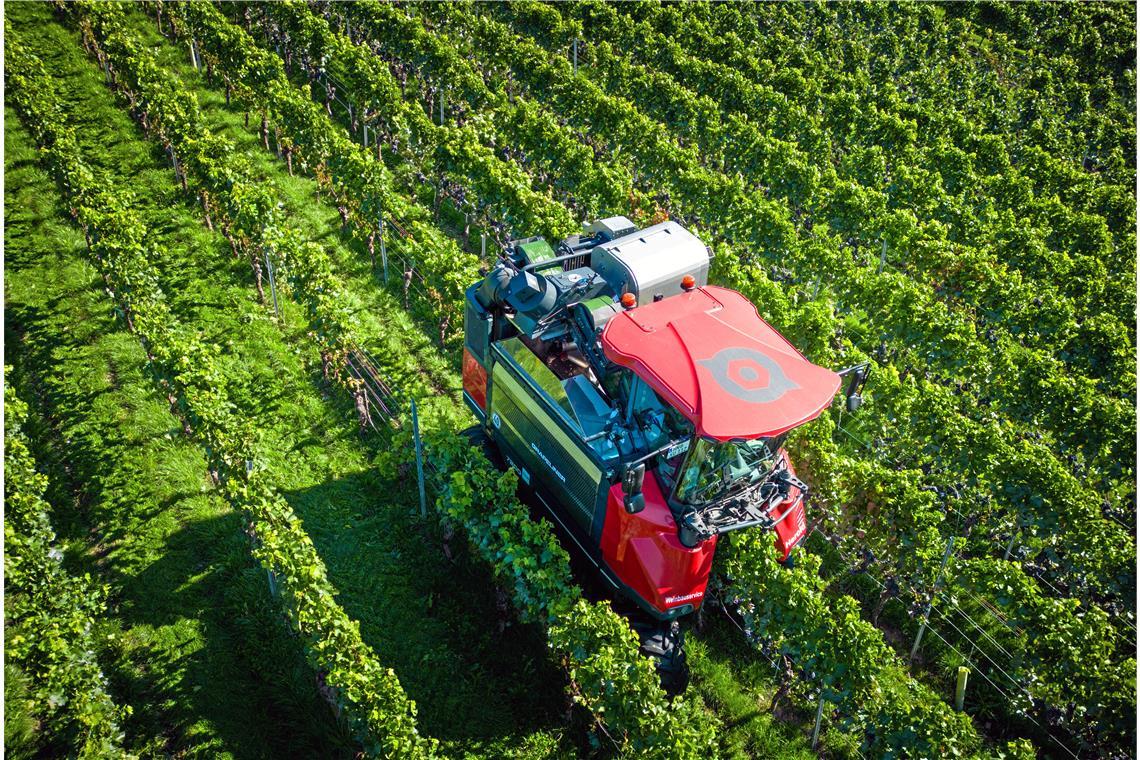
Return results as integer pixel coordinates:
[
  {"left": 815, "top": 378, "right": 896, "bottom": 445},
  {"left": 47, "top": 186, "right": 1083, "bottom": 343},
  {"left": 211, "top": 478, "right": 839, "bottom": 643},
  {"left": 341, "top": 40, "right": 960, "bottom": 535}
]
[{"left": 460, "top": 218, "right": 844, "bottom": 620}]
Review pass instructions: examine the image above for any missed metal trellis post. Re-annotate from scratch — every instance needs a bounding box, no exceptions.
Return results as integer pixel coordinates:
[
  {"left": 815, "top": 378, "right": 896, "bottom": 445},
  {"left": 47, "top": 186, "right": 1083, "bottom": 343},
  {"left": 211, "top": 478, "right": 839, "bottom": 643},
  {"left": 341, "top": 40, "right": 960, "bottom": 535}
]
[
  {"left": 811, "top": 695, "right": 826, "bottom": 750},
  {"left": 910, "top": 535, "right": 956, "bottom": 662},
  {"left": 265, "top": 251, "right": 280, "bottom": 319},
  {"left": 411, "top": 398, "right": 427, "bottom": 518},
  {"left": 1003, "top": 527, "right": 1018, "bottom": 560},
  {"left": 379, "top": 216, "right": 389, "bottom": 285}
]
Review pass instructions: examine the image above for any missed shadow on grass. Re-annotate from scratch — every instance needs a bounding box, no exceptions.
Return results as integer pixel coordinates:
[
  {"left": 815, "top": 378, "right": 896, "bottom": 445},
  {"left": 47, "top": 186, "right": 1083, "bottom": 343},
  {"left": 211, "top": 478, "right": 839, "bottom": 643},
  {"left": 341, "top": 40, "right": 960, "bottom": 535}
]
[
  {"left": 5, "top": 300, "right": 354, "bottom": 757},
  {"left": 110, "top": 510, "right": 357, "bottom": 758},
  {"left": 280, "top": 468, "right": 570, "bottom": 746}
]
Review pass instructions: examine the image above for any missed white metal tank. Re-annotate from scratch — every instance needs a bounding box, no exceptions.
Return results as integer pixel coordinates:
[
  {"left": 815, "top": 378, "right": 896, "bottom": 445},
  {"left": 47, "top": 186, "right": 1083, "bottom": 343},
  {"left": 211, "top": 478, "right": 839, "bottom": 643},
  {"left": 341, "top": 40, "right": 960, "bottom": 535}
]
[{"left": 590, "top": 221, "right": 711, "bottom": 300}]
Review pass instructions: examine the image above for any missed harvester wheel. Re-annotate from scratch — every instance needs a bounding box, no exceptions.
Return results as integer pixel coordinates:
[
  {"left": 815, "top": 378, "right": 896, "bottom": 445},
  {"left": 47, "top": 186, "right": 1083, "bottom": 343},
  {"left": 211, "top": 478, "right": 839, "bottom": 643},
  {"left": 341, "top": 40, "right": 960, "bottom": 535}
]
[
  {"left": 459, "top": 424, "right": 503, "bottom": 469},
  {"left": 634, "top": 619, "right": 690, "bottom": 696}
]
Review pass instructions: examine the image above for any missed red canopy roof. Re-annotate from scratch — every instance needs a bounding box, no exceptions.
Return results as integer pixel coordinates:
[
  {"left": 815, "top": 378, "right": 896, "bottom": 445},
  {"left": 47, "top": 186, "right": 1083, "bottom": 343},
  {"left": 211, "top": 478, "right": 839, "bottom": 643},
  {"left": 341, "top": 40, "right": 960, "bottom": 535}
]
[{"left": 601, "top": 286, "right": 840, "bottom": 441}]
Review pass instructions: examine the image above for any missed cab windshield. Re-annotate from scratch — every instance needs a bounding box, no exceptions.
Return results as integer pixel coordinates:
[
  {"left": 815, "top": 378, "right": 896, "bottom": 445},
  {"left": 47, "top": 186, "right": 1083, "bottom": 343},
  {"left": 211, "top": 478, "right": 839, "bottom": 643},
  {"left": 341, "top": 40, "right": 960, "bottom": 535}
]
[{"left": 672, "top": 436, "right": 785, "bottom": 506}]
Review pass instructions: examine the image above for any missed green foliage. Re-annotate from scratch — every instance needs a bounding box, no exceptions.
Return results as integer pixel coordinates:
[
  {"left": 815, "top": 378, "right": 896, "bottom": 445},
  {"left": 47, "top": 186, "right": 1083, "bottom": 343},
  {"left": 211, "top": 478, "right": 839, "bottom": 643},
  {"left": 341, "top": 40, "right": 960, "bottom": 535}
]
[
  {"left": 427, "top": 431, "right": 719, "bottom": 757},
  {"left": 226, "top": 472, "right": 436, "bottom": 758},
  {"left": 271, "top": 0, "right": 638, "bottom": 225},
  {"left": 7, "top": 27, "right": 434, "bottom": 758},
  {"left": 3, "top": 372, "right": 130, "bottom": 758},
  {"left": 170, "top": 0, "right": 1133, "bottom": 754},
  {"left": 952, "top": 558, "right": 1136, "bottom": 742},
  {"left": 157, "top": 0, "right": 576, "bottom": 352},
  {"left": 396, "top": 4, "right": 1134, "bottom": 754},
  {"left": 720, "top": 531, "right": 981, "bottom": 757},
  {"left": 4, "top": 663, "right": 41, "bottom": 760},
  {"left": 410, "top": 1, "right": 1134, "bottom": 600},
  {"left": 549, "top": 600, "right": 717, "bottom": 758},
  {"left": 10, "top": 1, "right": 1134, "bottom": 757},
  {"left": 859, "top": 673, "right": 982, "bottom": 758}
]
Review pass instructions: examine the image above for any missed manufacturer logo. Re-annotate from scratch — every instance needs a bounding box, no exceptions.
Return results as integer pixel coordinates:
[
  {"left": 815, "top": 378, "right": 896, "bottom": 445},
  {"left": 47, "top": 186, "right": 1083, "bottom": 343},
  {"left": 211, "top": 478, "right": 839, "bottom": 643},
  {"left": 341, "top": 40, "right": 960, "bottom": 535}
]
[
  {"left": 788, "top": 512, "right": 806, "bottom": 545},
  {"left": 698, "top": 347, "right": 799, "bottom": 404},
  {"left": 530, "top": 442, "right": 567, "bottom": 483},
  {"left": 491, "top": 412, "right": 502, "bottom": 429}
]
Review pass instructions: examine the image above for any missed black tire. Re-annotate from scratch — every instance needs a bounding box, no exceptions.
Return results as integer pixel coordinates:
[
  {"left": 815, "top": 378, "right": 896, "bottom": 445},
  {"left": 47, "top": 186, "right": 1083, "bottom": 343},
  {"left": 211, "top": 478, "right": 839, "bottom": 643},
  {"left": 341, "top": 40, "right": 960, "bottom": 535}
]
[
  {"left": 462, "top": 423, "right": 691, "bottom": 693},
  {"left": 633, "top": 619, "right": 690, "bottom": 696},
  {"left": 459, "top": 424, "right": 503, "bottom": 469}
]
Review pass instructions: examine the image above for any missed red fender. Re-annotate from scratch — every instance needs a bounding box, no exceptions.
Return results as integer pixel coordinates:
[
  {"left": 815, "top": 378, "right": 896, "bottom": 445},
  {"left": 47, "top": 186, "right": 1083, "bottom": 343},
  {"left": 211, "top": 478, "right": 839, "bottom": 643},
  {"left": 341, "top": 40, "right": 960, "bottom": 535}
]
[
  {"left": 600, "top": 455, "right": 808, "bottom": 615},
  {"left": 599, "top": 471, "right": 717, "bottom": 615}
]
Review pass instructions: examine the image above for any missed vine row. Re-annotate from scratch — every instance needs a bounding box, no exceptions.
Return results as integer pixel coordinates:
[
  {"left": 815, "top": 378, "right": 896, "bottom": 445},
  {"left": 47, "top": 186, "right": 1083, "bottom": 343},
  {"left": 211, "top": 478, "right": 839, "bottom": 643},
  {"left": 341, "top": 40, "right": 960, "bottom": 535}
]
[
  {"left": 74, "top": 4, "right": 723, "bottom": 753},
  {"left": 3, "top": 357, "right": 129, "bottom": 758},
  {"left": 19, "top": 13, "right": 435, "bottom": 755}
]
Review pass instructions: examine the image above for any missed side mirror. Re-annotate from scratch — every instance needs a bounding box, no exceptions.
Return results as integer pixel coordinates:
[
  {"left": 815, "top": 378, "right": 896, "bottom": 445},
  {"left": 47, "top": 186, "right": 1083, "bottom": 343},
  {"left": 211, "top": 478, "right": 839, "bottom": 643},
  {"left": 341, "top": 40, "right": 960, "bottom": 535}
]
[
  {"left": 839, "top": 363, "right": 871, "bottom": 414},
  {"left": 622, "top": 463, "right": 646, "bottom": 514}
]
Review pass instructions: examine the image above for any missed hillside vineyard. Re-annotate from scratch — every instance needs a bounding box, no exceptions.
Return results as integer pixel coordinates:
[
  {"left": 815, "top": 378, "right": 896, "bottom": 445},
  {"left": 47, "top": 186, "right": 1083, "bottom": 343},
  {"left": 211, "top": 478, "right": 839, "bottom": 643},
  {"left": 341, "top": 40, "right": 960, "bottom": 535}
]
[{"left": 4, "top": 2, "right": 1134, "bottom": 759}]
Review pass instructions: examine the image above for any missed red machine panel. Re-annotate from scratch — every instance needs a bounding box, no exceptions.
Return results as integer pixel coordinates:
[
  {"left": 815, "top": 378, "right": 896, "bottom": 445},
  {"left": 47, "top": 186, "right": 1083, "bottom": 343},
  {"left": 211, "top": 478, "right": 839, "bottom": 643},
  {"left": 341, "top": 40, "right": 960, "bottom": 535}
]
[
  {"left": 771, "top": 453, "right": 808, "bottom": 560},
  {"left": 601, "top": 286, "right": 841, "bottom": 441},
  {"left": 462, "top": 348, "right": 488, "bottom": 410},
  {"left": 599, "top": 472, "right": 717, "bottom": 615}
]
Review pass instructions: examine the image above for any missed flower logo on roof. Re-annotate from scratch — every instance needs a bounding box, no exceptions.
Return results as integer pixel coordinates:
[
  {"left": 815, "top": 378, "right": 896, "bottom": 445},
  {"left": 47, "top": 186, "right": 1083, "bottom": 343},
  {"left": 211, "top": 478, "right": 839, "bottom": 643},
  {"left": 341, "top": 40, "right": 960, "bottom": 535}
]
[{"left": 698, "top": 347, "right": 799, "bottom": 405}]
